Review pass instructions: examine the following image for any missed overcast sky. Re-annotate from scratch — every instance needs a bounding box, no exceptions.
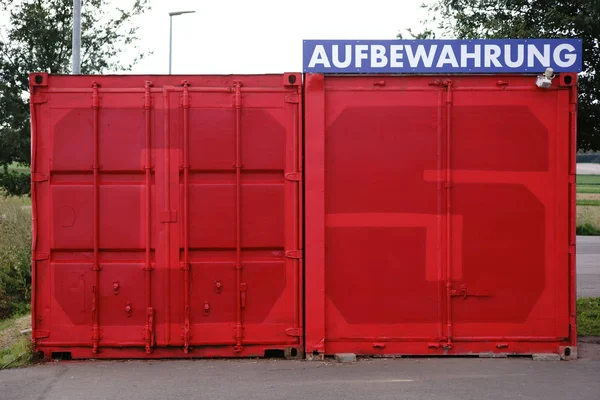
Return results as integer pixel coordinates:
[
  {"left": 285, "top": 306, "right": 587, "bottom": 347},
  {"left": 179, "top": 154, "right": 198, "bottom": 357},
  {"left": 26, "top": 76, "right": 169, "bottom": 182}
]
[{"left": 129, "top": 0, "right": 430, "bottom": 74}]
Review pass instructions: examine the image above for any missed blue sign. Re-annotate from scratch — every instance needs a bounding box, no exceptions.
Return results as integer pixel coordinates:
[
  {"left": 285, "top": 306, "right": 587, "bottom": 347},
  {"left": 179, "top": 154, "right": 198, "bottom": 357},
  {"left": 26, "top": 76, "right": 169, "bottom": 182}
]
[{"left": 303, "top": 39, "right": 582, "bottom": 73}]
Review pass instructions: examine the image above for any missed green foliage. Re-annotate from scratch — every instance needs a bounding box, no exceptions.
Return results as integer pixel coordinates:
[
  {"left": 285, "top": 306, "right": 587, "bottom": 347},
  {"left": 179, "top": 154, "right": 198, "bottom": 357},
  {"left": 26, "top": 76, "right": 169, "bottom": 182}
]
[
  {"left": 0, "top": 0, "right": 151, "bottom": 195},
  {"left": 0, "top": 169, "right": 30, "bottom": 197},
  {"left": 577, "top": 297, "right": 600, "bottom": 336},
  {"left": 407, "top": 0, "right": 600, "bottom": 151},
  {"left": 577, "top": 223, "right": 600, "bottom": 235},
  {"left": 0, "top": 196, "right": 32, "bottom": 319}
]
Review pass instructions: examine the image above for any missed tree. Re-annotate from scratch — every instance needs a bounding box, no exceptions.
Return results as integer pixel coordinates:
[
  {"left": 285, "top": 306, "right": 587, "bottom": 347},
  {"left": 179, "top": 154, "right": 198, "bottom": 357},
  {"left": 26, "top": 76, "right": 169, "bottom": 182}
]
[
  {"left": 403, "top": 0, "right": 600, "bottom": 151},
  {"left": 0, "top": 0, "right": 150, "bottom": 195}
]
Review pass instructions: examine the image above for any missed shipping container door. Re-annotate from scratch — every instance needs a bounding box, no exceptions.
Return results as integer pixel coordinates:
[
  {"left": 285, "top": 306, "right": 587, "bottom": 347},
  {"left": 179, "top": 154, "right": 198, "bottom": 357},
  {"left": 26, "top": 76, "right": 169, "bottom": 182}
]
[
  {"left": 31, "top": 74, "right": 302, "bottom": 359},
  {"left": 31, "top": 78, "right": 164, "bottom": 354},
  {"left": 166, "top": 76, "right": 303, "bottom": 356},
  {"left": 305, "top": 73, "right": 575, "bottom": 358},
  {"left": 305, "top": 74, "right": 445, "bottom": 356},
  {"left": 448, "top": 79, "right": 572, "bottom": 343}
]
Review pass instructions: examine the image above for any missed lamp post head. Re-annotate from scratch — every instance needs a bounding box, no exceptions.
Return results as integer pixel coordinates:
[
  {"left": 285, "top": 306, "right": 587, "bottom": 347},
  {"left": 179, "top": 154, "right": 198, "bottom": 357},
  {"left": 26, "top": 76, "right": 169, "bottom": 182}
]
[{"left": 169, "top": 10, "right": 196, "bottom": 17}]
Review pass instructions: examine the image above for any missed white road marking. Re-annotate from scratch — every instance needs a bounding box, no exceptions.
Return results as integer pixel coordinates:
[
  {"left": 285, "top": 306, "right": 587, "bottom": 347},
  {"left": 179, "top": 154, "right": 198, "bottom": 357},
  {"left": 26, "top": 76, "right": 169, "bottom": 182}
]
[{"left": 321, "top": 379, "right": 414, "bottom": 383}]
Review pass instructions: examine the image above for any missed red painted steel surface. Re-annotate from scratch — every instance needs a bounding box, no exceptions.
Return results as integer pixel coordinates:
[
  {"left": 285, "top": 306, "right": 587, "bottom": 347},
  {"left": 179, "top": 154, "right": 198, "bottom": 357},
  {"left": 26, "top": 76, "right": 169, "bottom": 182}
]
[
  {"left": 30, "top": 73, "right": 303, "bottom": 359},
  {"left": 31, "top": 72, "right": 576, "bottom": 360},
  {"left": 304, "top": 73, "right": 577, "bottom": 359}
]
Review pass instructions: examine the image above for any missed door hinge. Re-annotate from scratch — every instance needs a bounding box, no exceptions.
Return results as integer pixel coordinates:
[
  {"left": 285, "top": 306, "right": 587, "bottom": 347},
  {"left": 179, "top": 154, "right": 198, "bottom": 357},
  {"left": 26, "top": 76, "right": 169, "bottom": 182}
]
[
  {"left": 33, "top": 330, "right": 49, "bottom": 339},
  {"left": 232, "top": 325, "right": 245, "bottom": 339},
  {"left": 160, "top": 210, "right": 177, "bottom": 223},
  {"left": 32, "top": 173, "right": 48, "bottom": 183},
  {"left": 144, "top": 307, "right": 155, "bottom": 352},
  {"left": 285, "top": 172, "right": 301, "bottom": 182},
  {"left": 285, "top": 327, "right": 301, "bottom": 337},
  {"left": 285, "top": 250, "right": 302, "bottom": 259},
  {"left": 569, "top": 245, "right": 576, "bottom": 255},
  {"left": 285, "top": 95, "right": 299, "bottom": 104},
  {"left": 31, "top": 94, "right": 48, "bottom": 104},
  {"left": 569, "top": 175, "right": 576, "bottom": 184},
  {"left": 34, "top": 252, "right": 49, "bottom": 261}
]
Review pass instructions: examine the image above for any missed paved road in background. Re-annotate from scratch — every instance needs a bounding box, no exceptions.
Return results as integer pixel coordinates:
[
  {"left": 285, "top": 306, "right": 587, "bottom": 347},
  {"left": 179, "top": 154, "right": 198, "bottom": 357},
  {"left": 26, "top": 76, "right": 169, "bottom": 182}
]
[
  {"left": 2, "top": 355, "right": 600, "bottom": 400},
  {"left": 577, "top": 236, "right": 600, "bottom": 298}
]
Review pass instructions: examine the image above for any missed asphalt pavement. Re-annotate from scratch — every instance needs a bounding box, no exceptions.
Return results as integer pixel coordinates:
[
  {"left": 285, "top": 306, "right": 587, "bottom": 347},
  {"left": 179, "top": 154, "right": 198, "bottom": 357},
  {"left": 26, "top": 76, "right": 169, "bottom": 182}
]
[
  {"left": 577, "top": 235, "right": 600, "bottom": 298},
  {"left": 2, "top": 352, "right": 600, "bottom": 400}
]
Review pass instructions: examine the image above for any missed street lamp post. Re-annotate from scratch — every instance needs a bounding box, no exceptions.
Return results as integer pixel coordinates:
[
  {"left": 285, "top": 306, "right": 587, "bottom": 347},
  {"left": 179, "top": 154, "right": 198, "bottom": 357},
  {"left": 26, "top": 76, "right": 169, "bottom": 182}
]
[
  {"left": 72, "top": 0, "right": 82, "bottom": 74},
  {"left": 169, "top": 10, "right": 196, "bottom": 74}
]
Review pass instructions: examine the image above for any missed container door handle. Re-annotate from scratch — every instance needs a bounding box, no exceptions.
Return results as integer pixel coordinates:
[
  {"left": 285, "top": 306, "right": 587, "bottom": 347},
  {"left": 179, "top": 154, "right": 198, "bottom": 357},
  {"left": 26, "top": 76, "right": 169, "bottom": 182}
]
[{"left": 240, "top": 283, "right": 247, "bottom": 309}]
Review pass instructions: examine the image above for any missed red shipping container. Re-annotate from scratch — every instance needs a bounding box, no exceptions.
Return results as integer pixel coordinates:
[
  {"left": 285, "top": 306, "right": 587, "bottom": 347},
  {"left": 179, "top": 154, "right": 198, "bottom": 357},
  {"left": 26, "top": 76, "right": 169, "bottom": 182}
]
[
  {"left": 304, "top": 73, "right": 578, "bottom": 359},
  {"left": 30, "top": 73, "right": 303, "bottom": 359}
]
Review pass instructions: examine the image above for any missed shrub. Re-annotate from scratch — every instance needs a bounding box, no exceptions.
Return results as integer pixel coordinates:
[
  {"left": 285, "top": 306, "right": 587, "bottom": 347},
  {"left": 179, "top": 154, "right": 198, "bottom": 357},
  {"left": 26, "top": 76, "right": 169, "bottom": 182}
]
[
  {"left": 0, "top": 195, "right": 31, "bottom": 319},
  {"left": 577, "top": 223, "right": 600, "bottom": 236},
  {"left": 0, "top": 171, "right": 30, "bottom": 197}
]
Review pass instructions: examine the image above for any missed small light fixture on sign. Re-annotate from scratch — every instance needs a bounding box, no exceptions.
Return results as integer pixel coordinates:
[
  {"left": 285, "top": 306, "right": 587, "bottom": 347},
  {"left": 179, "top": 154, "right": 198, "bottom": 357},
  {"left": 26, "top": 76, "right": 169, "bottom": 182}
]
[{"left": 536, "top": 68, "right": 555, "bottom": 89}]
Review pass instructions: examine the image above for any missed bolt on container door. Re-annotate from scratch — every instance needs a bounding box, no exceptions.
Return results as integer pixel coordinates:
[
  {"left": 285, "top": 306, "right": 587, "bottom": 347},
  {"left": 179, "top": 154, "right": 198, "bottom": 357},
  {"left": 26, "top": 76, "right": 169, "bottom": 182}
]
[
  {"left": 304, "top": 73, "right": 577, "bottom": 359},
  {"left": 30, "top": 73, "right": 303, "bottom": 359}
]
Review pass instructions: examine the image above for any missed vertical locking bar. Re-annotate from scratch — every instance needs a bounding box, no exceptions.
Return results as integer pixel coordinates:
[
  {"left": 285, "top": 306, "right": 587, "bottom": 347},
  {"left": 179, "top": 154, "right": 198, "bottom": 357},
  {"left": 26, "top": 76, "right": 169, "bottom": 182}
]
[
  {"left": 436, "top": 87, "right": 444, "bottom": 343},
  {"left": 233, "top": 81, "right": 244, "bottom": 353},
  {"left": 444, "top": 80, "right": 453, "bottom": 349},
  {"left": 162, "top": 88, "right": 172, "bottom": 345},
  {"left": 91, "top": 82, "right": 101, "bottom": 354},
  {"left": 29, "top": 81, "right": 41, "bottom": 349},
  {"left": 568, "top": 83, "right": 578, "bottom": 344},
  {"left": 292, "top": 84, "right": 303, "bottom": 341},
  {"left": 304, "top": 74, "right": 326, "bottom": 360},
  {"left": 181, "top": 80, "right": 191, "bottom": 353},
  {"left": 143, "top": 81, "right": 154, "bottom": 353}
]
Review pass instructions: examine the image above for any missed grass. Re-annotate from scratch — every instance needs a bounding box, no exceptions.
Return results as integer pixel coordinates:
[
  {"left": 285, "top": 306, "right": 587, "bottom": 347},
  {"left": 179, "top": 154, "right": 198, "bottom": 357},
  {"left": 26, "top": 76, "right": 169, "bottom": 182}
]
[
  {"left": 577, "top": 199, "right": 600, "bottom": 207},
  {"left": 0, "top": 192, "right": 34, "bottom": 368},
  {"left": 577, "top": 175, "right": 600, "bottom": 195},
  {"left": 577, "top": 175, "right": 600, "bottom": 186},
  {"left": 576, "top": 174, "right": 600, "bottom": 235},
  {"left": 0, "top": 314, "right": 32, "bottom": 369},
  {"left": 578, "top": 185, "right": 600, "bottom": 194},
  {"left": 0, "top": 318, "right": 15, "bottom": 332},
  {"left": 577, "top": 204, "right": 600, "bottom": 235},
  {"left": 577, "top": 297, "right": 600, "bottom": 337},
  {"left": 0, "top": 336, "right": 31, "bottom": 369}
]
